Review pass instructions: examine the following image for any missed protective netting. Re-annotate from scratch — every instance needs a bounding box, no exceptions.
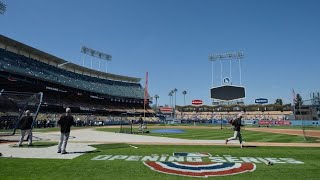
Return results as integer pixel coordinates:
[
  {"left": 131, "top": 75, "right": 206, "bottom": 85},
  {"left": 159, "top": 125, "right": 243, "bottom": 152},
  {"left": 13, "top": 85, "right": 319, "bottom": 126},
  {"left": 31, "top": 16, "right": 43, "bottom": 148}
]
[
  {"left": 0, "top": 90, "right": 43, "bottom": 136},
  {"left": 297, "top": 96, "right": 320, "bottom": 141},
  {"left": 302, "top": 120, "right": 320, "bottom": 141},
  {"left": 119, "top": 113, "right": 132, "bottom": 134}
]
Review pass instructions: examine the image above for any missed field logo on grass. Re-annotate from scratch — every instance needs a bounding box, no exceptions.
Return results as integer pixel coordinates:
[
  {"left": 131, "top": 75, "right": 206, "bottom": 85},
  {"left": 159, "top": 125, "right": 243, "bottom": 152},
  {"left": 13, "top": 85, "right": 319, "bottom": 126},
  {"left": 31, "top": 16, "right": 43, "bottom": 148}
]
[
  {"left": 91, "top": 152, "right": 304, "bottom": 177},
  {"left": 144, "top": 162, "right": 256, "bottom": 178},
  {"left": 143, "top": 152, "right": 256, "bottom": 177}
]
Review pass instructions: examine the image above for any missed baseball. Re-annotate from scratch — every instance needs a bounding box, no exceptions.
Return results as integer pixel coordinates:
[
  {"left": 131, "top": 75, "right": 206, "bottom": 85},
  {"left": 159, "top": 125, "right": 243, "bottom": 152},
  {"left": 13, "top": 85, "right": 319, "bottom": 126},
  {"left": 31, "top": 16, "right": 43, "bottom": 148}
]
[{"left": 267, "top": 161, "right": 273, "bottom": 165}]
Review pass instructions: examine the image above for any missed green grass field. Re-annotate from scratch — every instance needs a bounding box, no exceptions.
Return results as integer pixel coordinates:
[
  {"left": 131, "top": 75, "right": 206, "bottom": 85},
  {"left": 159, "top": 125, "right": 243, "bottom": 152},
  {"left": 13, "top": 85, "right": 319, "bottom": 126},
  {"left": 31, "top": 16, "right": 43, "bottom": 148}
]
[
  {"left": 149, "top": 123, "right": 320, "bottom": 130},
  {"left": 96, "top": 127, "right": 319, "bottom": 143},
  {"left": 1, "top": 144, "right": 320, "bottom": 179}
]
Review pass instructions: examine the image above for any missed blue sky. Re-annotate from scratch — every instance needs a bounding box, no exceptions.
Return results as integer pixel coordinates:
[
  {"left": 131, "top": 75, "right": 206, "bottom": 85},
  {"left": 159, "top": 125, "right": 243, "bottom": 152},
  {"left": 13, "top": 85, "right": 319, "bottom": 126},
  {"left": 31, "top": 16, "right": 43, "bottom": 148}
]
[{"left": 1, "top": 0, "right": 320, "bottom": 106}]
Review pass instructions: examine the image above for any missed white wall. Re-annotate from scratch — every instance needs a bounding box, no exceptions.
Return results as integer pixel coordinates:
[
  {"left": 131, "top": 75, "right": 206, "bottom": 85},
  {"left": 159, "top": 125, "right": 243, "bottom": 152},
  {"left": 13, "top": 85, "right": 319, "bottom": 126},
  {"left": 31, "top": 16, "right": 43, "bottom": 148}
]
[
  {"left": 75, "top": 69, "right": 82, "bottom": 74},
  {"left": 6, "top": 46, "right": 18, "bottom": 54},
  {"left": 30, "top": 54, "right": 39, "bottom": 61},
  {"left": 19, "top": 50, "right": 29, "bottom": 58}
]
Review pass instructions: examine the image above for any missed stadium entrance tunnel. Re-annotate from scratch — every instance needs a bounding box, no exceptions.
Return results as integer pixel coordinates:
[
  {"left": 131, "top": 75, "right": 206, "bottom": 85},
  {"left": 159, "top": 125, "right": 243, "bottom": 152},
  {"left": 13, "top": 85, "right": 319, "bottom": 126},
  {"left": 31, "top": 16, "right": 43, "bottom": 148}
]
[{"left": 151, "top": 129, "right": 186, "bottom": 134}]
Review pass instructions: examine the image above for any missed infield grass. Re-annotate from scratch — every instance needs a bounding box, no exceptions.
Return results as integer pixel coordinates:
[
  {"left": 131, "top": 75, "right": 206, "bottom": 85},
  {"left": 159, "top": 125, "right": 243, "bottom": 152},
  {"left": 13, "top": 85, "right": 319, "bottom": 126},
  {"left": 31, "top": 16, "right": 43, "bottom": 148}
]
[{"left": 96, "top": 126, "right": 319, "bottom": 143}]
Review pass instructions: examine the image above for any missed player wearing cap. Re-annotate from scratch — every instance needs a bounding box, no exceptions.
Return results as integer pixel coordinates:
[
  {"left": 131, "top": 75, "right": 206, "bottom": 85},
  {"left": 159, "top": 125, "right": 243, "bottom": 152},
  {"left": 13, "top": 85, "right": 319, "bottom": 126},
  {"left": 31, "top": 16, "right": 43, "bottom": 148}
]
[
  {"left": 57, "top": 108, "right": 75, "bottom": 154},
  {"left": 17, "top": 110, "right": 33, "bottom": 147},
  {"left": 225, "top": 113, "right": 244, "bottom": 148}
]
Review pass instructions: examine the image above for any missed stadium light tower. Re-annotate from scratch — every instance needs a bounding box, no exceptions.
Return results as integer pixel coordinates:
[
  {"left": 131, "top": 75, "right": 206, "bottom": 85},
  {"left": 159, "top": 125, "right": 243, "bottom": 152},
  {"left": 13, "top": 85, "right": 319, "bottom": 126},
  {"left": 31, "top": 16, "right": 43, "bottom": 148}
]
[
  {"left": 0, "top": 1, "right": 7, "bottom": 14},
  {"left": 81, "top": 46, "right": 112, "bottom": 73},
  {"left": 208, "top": 51, "right": 244, "bottom": 86},
  {"left": 208, "top": 51, "right": 246, "bottom": 106}
]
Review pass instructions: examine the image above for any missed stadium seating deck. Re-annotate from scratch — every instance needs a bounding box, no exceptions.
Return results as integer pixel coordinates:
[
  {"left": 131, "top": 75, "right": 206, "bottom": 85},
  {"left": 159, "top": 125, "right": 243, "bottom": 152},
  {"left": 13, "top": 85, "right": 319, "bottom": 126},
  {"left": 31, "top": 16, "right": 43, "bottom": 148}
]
[
  {"left": 0, "top": 48, "right": 145, "bottom": 99},
  {"left": 175, "top": 110, "right": 292, "bottom": 120}
]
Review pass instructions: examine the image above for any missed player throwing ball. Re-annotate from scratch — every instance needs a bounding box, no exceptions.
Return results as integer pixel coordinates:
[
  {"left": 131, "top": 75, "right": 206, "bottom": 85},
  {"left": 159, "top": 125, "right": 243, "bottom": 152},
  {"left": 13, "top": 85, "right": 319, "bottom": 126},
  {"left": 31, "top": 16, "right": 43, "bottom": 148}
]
[{"left": 225, "top": 113, "right": 244, "bottom": 148}]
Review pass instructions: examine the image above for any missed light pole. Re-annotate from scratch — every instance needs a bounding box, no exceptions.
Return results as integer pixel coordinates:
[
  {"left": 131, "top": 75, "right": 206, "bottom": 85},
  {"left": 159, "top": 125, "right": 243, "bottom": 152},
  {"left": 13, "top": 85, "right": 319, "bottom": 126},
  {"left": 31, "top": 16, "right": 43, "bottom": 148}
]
[
  {"left": 81, "top": 46, "right": 112, "bottom": 73},
  {"left": 169, "top": 91, "right": 173, "bottom": 106},
  {"left": 208, "top": 51, "right": 244, "bottom": 86},
  {"left": 0, "top": 2, "right": 6, "bottom": 14},
  {"left": 182, "top": 90, "right": 187, "bottom": 106},
  {"left": 171, "top": 90, "right": 174, "bottom": 118},
  {"left": 218, "top": 107, "right": 223, "bottom": 129}
]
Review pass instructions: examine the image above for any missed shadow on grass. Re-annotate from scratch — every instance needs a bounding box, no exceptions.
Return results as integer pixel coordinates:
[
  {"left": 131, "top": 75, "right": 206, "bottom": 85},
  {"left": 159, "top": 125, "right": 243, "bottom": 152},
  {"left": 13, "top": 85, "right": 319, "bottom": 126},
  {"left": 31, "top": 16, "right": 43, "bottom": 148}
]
[
  {"left": 66, "top": 150, "right": 101, "bottom": 154},
  {"left": 9, "top": 142, "right": 58, "bottom": 148},
  {"left": 243, "top": 145, "right": 257, "bottom": 148},
  {"left": 91, "top": 143, "right": 132, "bottom": 150}
]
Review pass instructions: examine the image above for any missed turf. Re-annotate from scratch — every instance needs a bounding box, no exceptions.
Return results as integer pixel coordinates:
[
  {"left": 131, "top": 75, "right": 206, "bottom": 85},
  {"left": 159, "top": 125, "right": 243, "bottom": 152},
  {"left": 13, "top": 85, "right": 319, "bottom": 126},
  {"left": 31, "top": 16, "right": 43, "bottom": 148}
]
[
  {"left": 0, "top": 144, "right": 319, "bottom": 179},
  {"left": 148, "top": 123, "right": 320, "bottom": 130},
  {"left": 96, "top": 127, "right": 319, "bottom": 143}
]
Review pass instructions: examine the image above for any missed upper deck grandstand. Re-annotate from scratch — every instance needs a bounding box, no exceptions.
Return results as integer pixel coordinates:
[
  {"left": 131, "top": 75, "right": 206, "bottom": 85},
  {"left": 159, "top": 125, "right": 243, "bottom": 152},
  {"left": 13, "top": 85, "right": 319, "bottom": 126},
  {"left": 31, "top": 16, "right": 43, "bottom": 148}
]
[{"left": 0, "top": 35, "right": 153, "bottom": 117}]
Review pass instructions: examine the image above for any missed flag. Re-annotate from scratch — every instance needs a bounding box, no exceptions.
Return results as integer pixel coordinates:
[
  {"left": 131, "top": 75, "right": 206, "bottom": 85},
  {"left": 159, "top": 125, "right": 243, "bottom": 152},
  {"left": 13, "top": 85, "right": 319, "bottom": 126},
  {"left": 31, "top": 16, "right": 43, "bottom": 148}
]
[
  {"left": 143, "top": 72, "right": 148, "bottom": 117},
  {"left": 144, "top": 72, "right": 148, "bottom": 104}
]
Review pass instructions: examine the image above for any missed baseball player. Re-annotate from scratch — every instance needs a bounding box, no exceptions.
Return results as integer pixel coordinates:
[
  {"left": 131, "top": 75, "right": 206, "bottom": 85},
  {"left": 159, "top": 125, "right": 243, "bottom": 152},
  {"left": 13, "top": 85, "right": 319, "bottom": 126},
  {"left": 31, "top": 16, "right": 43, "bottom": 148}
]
[{"left": 225, "top": 113, "right": 244, "bottom": 148}]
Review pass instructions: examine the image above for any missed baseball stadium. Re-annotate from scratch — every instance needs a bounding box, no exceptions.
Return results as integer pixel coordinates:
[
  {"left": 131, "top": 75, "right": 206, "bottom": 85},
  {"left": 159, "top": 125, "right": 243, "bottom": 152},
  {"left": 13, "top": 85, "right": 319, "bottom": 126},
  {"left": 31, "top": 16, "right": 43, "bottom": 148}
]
[{"left": 1, "top": 1, "right": 320, "bottom": 179}]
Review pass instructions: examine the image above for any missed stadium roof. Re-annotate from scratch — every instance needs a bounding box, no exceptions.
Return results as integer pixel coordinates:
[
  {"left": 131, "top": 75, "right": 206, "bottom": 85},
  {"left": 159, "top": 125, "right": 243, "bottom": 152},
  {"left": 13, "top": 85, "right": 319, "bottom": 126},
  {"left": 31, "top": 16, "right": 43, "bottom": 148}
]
[{"left": 0, "top": 35, "right": 141, "bottom": 83}]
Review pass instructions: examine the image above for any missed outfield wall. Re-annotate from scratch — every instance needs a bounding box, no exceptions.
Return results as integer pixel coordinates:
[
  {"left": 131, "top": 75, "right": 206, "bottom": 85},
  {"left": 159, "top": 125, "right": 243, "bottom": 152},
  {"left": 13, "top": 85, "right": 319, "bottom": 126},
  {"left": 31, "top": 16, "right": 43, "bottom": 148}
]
[
  {"left": 290, "top": 120, "right": 320, "bottom": 126},
  {"left": 247, "top": 120, "right": 320, "bottom": 126},
  {"left": 178, "top": 119, "right": 320, "bottom": 126}
]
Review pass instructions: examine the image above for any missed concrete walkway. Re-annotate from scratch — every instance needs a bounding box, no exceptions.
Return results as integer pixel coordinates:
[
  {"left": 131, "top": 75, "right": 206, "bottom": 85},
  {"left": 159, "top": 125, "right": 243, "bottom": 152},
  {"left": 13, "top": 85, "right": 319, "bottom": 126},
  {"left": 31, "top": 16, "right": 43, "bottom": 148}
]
[
  {"left": 1, "top": 128, "right": 319, "bottom": 160},
  {"left": 0, "top": 143, "right": 96, "bottom": 159}
]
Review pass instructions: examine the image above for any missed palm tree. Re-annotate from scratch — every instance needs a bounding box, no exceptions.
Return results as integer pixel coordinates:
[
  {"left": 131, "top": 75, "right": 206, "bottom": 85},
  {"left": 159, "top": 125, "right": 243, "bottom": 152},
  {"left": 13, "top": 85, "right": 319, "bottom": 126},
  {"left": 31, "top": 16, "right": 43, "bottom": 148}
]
[
  {"left": 169, "top": 91, "right": 174, "bottom": 118},
  {"left": 173, "top": 88, "right": 178, "bottom": 118},
  {"left": 168, "top": 91, "right": 173, "bottom": 108},
  {"left": 173, "top": 88, "right": 178, "bottom": 107},
  {"left": 154, "top": 94, "right": 159, "bottom": 107},
  {"left": 182, "top": 90, "right": 187, "bottom": 106}
]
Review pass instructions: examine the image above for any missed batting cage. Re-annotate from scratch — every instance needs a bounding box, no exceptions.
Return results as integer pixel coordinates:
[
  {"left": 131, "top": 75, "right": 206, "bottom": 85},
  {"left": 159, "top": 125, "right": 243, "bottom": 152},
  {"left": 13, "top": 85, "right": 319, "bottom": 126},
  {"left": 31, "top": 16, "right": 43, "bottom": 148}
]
[
  {"left": 0, "top": 90, "right": 43, "bottom": 136},
  {"left": 119, "top": 113, "right": 132, "bottom": 134},
  {"left": 119, "top": 113, "right": 148, "bottom": 134},
  {"left": 295, "top": 95, "right": 320, "bottom": 141}
]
